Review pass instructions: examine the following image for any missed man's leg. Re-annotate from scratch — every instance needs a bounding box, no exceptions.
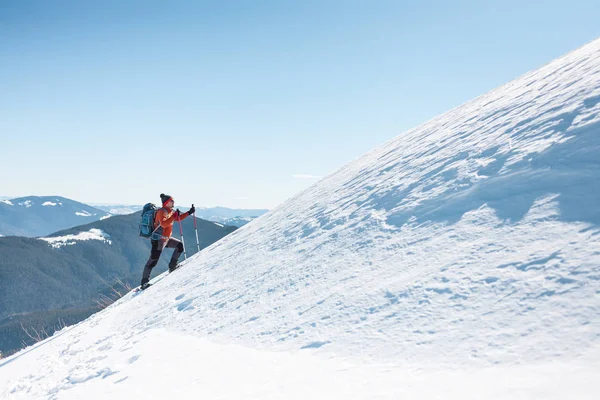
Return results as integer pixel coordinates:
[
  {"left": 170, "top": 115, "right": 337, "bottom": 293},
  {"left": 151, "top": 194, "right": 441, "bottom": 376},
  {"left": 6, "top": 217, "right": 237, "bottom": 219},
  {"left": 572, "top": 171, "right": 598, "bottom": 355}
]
[
  {"left": 141, "top": 239, "right": 167, "bottom": 286},
  {"left": 165, "top": 237, "right": 184, "bottom": 271}
]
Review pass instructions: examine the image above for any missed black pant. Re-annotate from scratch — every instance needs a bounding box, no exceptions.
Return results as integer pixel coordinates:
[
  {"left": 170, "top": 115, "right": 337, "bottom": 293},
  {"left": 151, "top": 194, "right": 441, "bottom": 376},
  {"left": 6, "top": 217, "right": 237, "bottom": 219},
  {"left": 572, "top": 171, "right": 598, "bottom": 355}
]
[{"left": 141, "top": 237, "right": 184, "bottom": 285}]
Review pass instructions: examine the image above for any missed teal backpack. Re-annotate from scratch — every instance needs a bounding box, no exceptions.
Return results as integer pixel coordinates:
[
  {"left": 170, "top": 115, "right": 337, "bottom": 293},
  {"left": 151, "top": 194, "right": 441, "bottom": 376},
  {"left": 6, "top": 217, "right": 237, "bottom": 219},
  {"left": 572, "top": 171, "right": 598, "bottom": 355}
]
[{"left": 139, "top": 203, "right": 158, "bottom": 238}]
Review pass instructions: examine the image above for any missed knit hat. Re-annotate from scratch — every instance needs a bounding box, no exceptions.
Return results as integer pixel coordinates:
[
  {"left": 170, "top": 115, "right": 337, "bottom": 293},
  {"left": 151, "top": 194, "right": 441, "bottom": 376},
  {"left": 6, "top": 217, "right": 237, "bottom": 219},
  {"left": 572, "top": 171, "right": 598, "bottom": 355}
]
[{"left": 160, "top": 193, "right": 173, "bottom": 207}]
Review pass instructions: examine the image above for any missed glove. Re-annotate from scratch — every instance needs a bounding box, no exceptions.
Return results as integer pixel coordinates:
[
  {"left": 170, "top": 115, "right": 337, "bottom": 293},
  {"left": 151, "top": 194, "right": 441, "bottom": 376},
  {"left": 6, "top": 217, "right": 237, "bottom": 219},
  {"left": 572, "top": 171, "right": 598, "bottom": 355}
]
[
  {"left": 174, "top": 209, "right": 181, "bottom": 217},
  {"left": 188, "top": 205, "right": 195, "bottom": 215}
]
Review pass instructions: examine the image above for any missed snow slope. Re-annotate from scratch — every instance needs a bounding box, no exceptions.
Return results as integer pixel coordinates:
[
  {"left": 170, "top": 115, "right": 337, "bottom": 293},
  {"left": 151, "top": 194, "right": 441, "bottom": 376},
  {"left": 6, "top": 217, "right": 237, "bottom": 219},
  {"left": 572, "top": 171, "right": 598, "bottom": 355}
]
[
  {"left": 2, "top": 40, "right": 600, "bottom": 399},
  {"left": 39, "top": 228, "right": 112, "bottom": 249}
]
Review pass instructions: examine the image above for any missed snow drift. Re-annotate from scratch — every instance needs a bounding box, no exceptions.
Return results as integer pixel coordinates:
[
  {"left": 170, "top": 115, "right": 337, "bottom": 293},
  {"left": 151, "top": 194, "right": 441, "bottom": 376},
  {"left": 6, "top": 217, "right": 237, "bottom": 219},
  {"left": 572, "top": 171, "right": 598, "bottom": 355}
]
[{"left": 1, "top": 40, "right": 600, "bottom": 399}]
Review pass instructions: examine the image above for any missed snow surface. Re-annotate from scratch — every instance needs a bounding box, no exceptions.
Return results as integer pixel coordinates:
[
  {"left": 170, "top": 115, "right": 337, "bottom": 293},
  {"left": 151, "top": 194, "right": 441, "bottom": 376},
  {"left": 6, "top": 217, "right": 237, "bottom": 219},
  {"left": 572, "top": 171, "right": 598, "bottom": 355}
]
[
  {"left": 17, "top": 200, "right": 32, "bottom": 208},
  {"left": 2, "top": 39, "right": 600, "bottom": 399},
  {"left": 100, "top": 215, "right": 111, "bottom": 220},
  {"left": 0, "top": 200, "right": 13, "bottom": 206},
  {"left": 39, "top": 229, "right": 112, "bottom": 249},
  {"left": 42, "top": 201, "right": 62, "bottom": 206},
  {"left": 75, "top": 210, "right": 93, "bottom": 217},
  {"left": 0, "top": 325, "right": 595, "bottom": 400}
]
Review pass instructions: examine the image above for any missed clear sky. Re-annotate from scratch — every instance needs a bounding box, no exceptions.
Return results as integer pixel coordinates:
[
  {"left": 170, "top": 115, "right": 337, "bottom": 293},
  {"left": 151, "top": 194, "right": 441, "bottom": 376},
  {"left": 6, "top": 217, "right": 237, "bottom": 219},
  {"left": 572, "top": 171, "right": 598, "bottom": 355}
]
[{"left": 1, "top": 0, "right": 599, "bottom": 209}]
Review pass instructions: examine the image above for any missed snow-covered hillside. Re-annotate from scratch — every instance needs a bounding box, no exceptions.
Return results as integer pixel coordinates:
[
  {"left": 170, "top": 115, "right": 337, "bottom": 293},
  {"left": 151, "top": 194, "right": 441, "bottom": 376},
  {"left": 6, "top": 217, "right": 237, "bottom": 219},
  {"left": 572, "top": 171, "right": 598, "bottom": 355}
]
[
  {"left": 2, "top": 40, "right": 600, "bottom": 399},
  {"left": 39, "top": 228, "right": 112, "bottom": 249}
]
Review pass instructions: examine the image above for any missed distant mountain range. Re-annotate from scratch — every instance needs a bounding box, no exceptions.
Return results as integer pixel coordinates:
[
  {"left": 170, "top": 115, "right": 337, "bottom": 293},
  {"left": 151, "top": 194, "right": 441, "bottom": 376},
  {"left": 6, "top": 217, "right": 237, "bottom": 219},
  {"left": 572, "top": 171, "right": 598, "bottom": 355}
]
[
  {"left": 209, "top": 216, "right": 255, "bottom": 227},
  {"left": 92, "top": 203, "right": 269, "bottom": 227},
  {"left": 91, "top": 204, "right": 144, "bottom": 215},
  {"left": 0, "top": 212, "right": 236, "bottom": 356},
  {"left": 0, "top": 196, "right": 269, "bottom": 237},
  {"left": 194, "top": 206, "right": 268, "bottom": 227},
  {"left": 0, "top": 196, "right": 111, "bottom": 237}
]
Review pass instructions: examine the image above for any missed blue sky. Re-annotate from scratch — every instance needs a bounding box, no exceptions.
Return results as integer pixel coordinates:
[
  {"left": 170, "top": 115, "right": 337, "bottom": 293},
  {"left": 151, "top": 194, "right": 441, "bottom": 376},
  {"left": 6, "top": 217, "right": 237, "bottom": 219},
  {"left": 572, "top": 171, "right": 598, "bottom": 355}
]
[{"left": 1, "top": 0, "right": 599, "bottom": 209}]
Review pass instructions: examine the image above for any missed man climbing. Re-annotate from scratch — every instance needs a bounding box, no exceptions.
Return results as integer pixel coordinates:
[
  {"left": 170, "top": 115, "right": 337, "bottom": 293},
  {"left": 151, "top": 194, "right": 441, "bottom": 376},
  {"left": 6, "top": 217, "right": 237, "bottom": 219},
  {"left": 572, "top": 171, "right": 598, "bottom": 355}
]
[{"left": 140, "top": 193, "right": 195, "bottom": 290}]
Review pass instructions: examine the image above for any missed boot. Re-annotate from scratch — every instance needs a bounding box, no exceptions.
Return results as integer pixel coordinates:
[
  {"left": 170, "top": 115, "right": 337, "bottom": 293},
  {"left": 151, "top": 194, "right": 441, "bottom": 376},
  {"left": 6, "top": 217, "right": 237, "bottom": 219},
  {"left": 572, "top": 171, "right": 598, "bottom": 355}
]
[{"left": 168, "top": 259, "right": 180, "bottom": 273}]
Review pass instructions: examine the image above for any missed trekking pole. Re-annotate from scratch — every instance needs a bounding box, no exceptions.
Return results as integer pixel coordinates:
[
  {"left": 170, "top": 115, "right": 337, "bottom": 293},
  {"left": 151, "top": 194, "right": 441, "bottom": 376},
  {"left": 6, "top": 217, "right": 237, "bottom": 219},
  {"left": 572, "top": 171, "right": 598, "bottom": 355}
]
[
  {"left": 177, "top": 214, "right": 187, "bottom": 260},
  {"left": 192, "top": 204, "right": 201, "bottom": 252}
]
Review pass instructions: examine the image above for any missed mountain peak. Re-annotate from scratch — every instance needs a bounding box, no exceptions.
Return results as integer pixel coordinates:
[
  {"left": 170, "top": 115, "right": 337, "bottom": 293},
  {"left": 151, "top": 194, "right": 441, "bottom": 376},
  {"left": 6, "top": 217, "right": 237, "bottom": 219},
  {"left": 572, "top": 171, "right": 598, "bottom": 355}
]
[{"left": 0, "top": 196, "right": 110, "bottom": 237}]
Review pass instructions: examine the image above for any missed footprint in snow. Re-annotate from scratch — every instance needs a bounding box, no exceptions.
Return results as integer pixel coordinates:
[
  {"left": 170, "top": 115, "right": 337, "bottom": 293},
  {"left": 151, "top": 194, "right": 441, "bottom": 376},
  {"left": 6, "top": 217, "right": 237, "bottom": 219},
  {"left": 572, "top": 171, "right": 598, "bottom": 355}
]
[
  {"left": 97, "top": 342, "right": 113, "bottom": 351},
  {"left": 301, "top": 341, "right": 331, "bottom": 349},
  {"left": 176, "top": 298, "right": 196, "bottom": 311},
  {"left": 128, "top": 355, "right": 140, "bottom": 364}
]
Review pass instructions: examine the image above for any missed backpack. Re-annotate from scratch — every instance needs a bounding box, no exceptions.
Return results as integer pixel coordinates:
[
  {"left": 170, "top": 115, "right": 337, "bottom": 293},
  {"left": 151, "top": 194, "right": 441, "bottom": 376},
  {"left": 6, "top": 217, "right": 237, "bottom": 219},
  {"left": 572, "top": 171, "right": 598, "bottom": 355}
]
[{"left": 139, "top": 203, "right": 158, "bottom": 238}]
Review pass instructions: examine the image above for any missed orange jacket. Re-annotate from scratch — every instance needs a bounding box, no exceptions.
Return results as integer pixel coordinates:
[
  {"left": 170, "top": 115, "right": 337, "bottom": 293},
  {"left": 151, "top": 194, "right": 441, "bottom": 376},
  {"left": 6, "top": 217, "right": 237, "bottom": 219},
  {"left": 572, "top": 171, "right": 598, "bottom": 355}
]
[{"left": 154, "top": 207, "right": 190, "bottom": 238}]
